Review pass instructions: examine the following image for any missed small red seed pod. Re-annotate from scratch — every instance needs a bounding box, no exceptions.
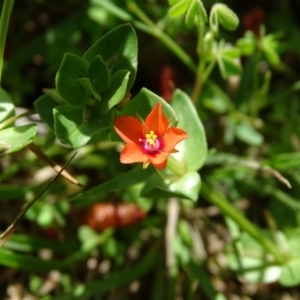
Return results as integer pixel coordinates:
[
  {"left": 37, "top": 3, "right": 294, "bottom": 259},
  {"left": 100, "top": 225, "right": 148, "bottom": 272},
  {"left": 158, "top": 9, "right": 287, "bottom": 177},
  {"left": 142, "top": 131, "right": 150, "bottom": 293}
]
[{"left": 84, "top": 202, "right": 147, "bottom": 230}]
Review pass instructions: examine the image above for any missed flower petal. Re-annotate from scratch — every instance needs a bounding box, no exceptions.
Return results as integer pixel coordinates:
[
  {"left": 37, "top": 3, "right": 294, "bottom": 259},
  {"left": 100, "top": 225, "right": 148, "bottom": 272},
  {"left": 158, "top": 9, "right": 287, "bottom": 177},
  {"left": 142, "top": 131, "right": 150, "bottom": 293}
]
[
  {"left": 114, "top": 116, "right": 143, "bottom": 144},
  {"left": 145, "top": 103, "right": 169, "bottom": 137},
  {"left": 120, "top": 144, "right": 148, "bottom": 164},
  {"left": 148, "top": 151, "right": 169, "bottom": 169},
  {"left": 161, "top": 127, "right": 189, "bottom": 152}
]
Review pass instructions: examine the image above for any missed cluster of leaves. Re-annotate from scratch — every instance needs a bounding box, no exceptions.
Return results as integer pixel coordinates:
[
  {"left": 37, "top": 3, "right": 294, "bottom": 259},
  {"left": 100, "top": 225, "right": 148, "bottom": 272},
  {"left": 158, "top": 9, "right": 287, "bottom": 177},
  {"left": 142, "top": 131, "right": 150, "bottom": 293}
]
[{"left": 1, "top": 0, "right": 300, "bottom": 299}]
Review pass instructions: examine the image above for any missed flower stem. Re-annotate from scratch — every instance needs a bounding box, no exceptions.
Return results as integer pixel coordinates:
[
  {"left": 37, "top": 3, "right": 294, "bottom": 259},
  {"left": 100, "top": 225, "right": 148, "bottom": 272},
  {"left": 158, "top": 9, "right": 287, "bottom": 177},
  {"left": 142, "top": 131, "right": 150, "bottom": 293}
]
[
  {"left": 0, "top": 0, "right": 14, "bottom": 86},
  {"left": 201, "top": 182, "right": 286, "bottom": 265},
  {"left": 126, "top": 1, "right": 196, "bottom": 72},
  {"left": 0, "top": 109, "right": 36, "bottom": 131}
]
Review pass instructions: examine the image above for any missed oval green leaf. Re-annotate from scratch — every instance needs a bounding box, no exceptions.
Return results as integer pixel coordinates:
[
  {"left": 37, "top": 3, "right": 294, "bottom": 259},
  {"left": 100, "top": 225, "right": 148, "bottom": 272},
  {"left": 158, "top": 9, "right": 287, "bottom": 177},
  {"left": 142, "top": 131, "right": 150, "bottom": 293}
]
[
  {"left": 185, "top": 0, "right": 207, "bottom": 28},
  {"left": 213, "top": 3, "right": 239, "bottom": 31},
  {"left": 100, "top": 70, "right": 130, "bottom": 113},
  {"left": 56, "top": 53, "right": 90, "bottom": 108},
  {"left": 89, "top": 55, "right": 111, "bottom": 94},
  {"left": 141, "top": 171, "right": 201, "bottom": 201},
  {"left": 0, "top": 124, "right": 37, "bottom": 154},
  {"left": 0, "top": 88, "right": 15, "bottom": 123},
  {"left": 53, "top": 105, "right": 113, "bottom": 148},
  {"left": 34, "top": 94, "right": 61, "bottom": 129},
  {"left": 83, "top": 24, "right": 137, "bottom": 91},
  {"left": 171, "top": 89, "right": 207, "bottom": 171},
  {"left": 168, "top": 0, "right": 190, "bottom": 18}
]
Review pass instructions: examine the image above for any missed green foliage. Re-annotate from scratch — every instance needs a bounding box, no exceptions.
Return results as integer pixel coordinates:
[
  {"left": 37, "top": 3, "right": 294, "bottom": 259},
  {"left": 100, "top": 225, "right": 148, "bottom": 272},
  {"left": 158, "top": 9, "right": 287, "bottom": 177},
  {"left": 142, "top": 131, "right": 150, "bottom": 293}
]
[
  {"left": 0, "top": 124, "right": 37, "bottom": 154},
  {"left": 35, "top": 23, "right": 138, "bottom": 148},
  {"left": 56, "top": 53, "right": 90, "bottom": 108},
  {"left": 0, "top": 88, "right": 14, "bottom": 122},
  {"left": 210, "top": 3, "right": 239, "bottom": 32},
  {"left": 168, "top": 0, "right": 207, "bottom": 27},
  {"left": 171, "top": 89, "right": 207, "bottom": 170},
  {"left": 0, "top": 0, "right": 299, "bottom": 299}
]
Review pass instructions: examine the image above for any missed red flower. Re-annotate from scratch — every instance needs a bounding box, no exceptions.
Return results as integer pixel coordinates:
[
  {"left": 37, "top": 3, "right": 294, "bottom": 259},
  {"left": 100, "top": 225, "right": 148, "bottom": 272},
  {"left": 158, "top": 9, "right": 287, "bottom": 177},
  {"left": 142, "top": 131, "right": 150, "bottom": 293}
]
[{"left": 114, "top": 102, "right": 188, "bottom": 169}]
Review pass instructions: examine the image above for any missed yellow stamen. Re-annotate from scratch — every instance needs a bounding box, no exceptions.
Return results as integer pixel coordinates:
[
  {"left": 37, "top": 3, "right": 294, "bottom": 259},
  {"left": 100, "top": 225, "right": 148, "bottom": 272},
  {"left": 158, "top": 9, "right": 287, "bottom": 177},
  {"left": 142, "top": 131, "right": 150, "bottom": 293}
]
[{"left": 145, "top": 130, "right": 157, "bottom": 145}]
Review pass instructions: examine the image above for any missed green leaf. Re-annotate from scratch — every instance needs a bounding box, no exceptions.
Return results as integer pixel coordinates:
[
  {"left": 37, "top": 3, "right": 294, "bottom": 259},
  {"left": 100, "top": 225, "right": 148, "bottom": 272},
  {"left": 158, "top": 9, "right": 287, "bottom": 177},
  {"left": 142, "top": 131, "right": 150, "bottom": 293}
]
[
  {"left": 218, "top": 56, "right": 242, "bottom": 78},
  {"left": 34, "top": 94, "right": 60, "bottom": 129},
  {"left": 56, "top": 53, "right": 90, "bottom": 108},
  {"left": 233, "top": 53, "right": 261, "bottom": 106},
  {"left": 3, "top": 233, "right": 78, "bottom": 254},
  {"left": 279, "top": 257, "right": 300, "bottom": 286},
  {"left": 185, "top": 0, "right": 207, "bottom": 28},
  {"left": 72, "top": 166, "right": 154, "bottom": 202},
  {"left": 0, "top": 88, "right": 14, "bottom": 123},
  {"left": 222, "top": 47, "right": 241, "bottom": 59},
  {"left": 75, "top": 77, "right": 100, "bottom": 100},
  {"left": 44, "top": 88, "right": 65, "bottom": 104},
  {"left": 227, "top": 231, "right": 282, "bottom": 284},
  {"left": 261, "top": 33, "right": 282, "bottom": 66},
  {"left": 263, "top": 44, "right": 280, "bottom": 66},
  {"left": 83, "top": 24, "right": 137, "bottom": 91},
  {"left": 171, "top": 89, "right": 207, "bottom": 171},
  {"left": 0, "top": 248, "right": 65, "bottom": 272},
  {"left": 141, "top": 171, "right": 201, "bottom": 201},
  {"left": 53, "top": 105, "right": 113, "bottom": 148},
  {"left": 118, "top": 88, "right": 178, "bottom": 125},
  {"left": 212, "top": 3, "right": 239, "bottom": 31},
  {"left": 100, "top": 70, "right": 130, "bottom": 113},
  {"left": 168, "top": 0, "right": 191, "bottom": 18},
  {"left": 169, "top": 0, "right": 181, "bottom": 5},
  {"left": 236, "top": 31, "right": 256, "bottom": 56},
  {"left": 202, "top": 82, "right": 233, "bottom": 113},
  {"left": 0, "top": 124, "right": 37, "bottom": 154},
  {"left": 268, "top": 152, "right": 300, "bottom": 170},
  {"left": 89, "top": 55, "right": 111, "bottom": 94},
  {"left": 235, "top": 122, "right": 263, "bottom": 146},
  {"left": 170, "top": 171, "right": 201, "bottom": 201}
]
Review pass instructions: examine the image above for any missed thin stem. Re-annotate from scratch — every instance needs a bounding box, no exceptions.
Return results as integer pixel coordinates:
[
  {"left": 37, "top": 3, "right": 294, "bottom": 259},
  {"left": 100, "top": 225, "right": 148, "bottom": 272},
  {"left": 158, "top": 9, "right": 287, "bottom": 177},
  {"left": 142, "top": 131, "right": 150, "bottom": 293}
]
[
  {"left": 201, "top": 182, "right": 286, "bottom": 265},
  {"left": 0, "top": 152, "right": 78, "bottom": 248},
  {"left": 191, "top": 59, "right": 216, "bottom": 104},
  {"left": 191, "top": 25, "right": 205, "bottom": 103},
  {"left": 191, "top": 25, "right": 214, "bottom": 104},
  {"left": 0, "top": 0, "right": 14, "bottom": 86},
  {"left": 0, "top": 109, "right": 36, "bottom": 131},
  {"left": 191, "top": 62, "right": 205, "bottom": 104},
  {"left": 127, "top": 1, "right": 196, "bottom": 72},
  {"left": 28, "top": 143, "right": 84, "bottom": 187}
]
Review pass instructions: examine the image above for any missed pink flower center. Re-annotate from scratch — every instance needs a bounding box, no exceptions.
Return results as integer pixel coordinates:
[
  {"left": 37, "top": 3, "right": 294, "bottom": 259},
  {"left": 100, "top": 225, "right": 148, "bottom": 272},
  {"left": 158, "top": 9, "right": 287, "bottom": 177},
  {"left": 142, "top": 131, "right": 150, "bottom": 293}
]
[{"left": 139, "top": 130, "right": 161, "bottom": 153}]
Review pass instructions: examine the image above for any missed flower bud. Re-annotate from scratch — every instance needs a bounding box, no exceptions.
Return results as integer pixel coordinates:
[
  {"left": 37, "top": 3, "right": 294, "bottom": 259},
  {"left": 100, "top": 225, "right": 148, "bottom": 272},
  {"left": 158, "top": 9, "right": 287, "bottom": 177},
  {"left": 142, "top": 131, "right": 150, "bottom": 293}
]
[{"left": 210, "top": 3, "right": 239, "bottom": 31}]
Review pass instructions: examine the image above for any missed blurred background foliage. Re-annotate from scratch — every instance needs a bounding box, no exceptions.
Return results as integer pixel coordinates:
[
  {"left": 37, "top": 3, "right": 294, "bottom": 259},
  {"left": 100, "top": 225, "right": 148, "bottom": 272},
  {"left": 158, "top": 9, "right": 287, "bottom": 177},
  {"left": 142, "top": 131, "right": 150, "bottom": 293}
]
[{"left": 2, "top": 0, "right": 300, "bottom": 299}]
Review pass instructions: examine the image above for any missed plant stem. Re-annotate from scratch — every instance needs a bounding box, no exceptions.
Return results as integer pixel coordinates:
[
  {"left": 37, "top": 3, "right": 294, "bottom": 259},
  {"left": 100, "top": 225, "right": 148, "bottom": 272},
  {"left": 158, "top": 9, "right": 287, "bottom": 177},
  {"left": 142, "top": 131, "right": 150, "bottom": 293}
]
[
  {"left": 191, "top": 26, "right": 216, "bottom": 104},
  {"left": 0, "top": 0, "right": 14, "bottom": 86},
  {"left": 201, "top": 182, "right": 286, "bottom": 265},
  {"left": 28, "top": 143, "right": 84, "bottom": 187},
  {"left": 0, "top": 109, "right": 36, "bottom": 131},
  {"left": 127, "top": 1, "right": 196, "bottom": 72},
  {"left": 0, "top": 152, "right": 77, "bottom": 248},
  {"left": 191, "top": 62, "right": 205, "bottom": 104}
]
